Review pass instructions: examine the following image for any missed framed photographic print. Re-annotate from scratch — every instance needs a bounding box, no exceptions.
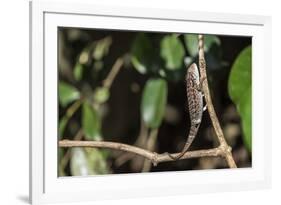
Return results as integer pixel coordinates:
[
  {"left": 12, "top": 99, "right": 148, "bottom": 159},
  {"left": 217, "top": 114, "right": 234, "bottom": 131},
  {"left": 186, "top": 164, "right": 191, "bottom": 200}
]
[{"left": 30, "top": 0, "right": 271, "bottom": 204}]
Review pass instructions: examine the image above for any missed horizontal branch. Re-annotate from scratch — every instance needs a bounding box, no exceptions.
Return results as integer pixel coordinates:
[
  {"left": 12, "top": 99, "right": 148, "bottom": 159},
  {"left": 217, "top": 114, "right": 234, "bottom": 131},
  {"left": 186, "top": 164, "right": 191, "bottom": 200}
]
[{"left": 59, "top": 140, "right": 224, "bottom": 166}]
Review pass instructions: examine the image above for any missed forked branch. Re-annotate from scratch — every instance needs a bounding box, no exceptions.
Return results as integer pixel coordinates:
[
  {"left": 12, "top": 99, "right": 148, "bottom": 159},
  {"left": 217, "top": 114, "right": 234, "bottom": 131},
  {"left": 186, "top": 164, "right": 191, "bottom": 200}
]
[{"left": 198, "top": 34, "right": 237, "bottom": 168}]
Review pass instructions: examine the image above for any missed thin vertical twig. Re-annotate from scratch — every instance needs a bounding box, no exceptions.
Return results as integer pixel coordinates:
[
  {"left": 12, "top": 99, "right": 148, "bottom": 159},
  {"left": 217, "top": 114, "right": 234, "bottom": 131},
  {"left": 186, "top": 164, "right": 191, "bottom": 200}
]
[
  {"left": 142, "top": 128, "right": 159, "bottom": 172},
  {"left": 198, "top": 34, "right": 237, "bottom": 168},
  {"left": 115, "top": 119, "right": 149, "bottom": 167},
  {"left": 102, "top": 58, "right": 124, "bottom": 89},
  {"left": 59, "top": 129, "right": 84, "bottom": 175}
]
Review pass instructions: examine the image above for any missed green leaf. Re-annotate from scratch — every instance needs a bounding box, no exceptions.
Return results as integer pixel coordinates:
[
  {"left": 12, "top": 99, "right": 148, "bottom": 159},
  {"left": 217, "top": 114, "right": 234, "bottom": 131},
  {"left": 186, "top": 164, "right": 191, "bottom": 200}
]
[
  {"left": 59, "top": 82, "right": 80, "bottom": 107},
  {"left": 85, "top": 148, "right": 110, "bottom": 175},
  {"left": 82, "top": 101, "right": 101, "bottom": 140},
  {"left": 131, "top": 33, "right": 153, "bottom": 74},
  {"left": 228, "top": 46, "right": 252, "bottom": 103},
  {"left": 93, "top": 36, "right": 112, "bottom": 60},
  {"left": 204, "top": 35, "right": 221, "bottom": 51},
  {"left": 73, "top": 63, "right": 83, "bottom": 81},
  {"left": 141, "top": 78, "right": 168, "bottom": 128},
  {"left": 184, "top": 34, "right": 197, "bottom": 57},
  {"left": 184, "top": 34, "right": 220, "bottom": 57},
  {"left": 79, "top": 50, "right": 90, "bottom": 64},
  {"left": 70, "top": 148, "right": 91, "bottom": 176},
  {"left": 58, "top": 148, "right": 65, "bottom": 176},
  {"left": 70, "top": 148, "right": 110, "bottom": 176},
  {"left": 228, "top": 46, "right": 252, "bottom": 151},
  {"left": 239, "top": 88, "right": 252, "bottom": 151},
  {"left": 93, "top": 87, "right": 110, "bottom": 104},
  {"left": 59, "top": 116, "right": 68, "bottom": 139},
  {"left": 160, "top": 35, "right": 184, "bottom": 70}
]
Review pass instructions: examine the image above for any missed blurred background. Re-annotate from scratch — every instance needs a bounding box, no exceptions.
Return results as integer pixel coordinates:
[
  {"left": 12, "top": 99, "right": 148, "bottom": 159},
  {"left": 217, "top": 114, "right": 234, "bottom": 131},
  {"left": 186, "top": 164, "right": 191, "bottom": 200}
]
[{"left": 58, "top": 28, "right": 252, "bottom": 176}]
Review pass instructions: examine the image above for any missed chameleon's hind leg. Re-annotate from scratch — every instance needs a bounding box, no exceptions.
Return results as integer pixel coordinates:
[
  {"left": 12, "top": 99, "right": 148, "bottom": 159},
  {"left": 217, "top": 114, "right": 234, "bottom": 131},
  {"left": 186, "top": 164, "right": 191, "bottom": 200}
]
[
  {"left": 199, "top": 76, "right": 207, "bottom": 91},
  {"left": 194, "top": 76, "right": 206, "bottom": 93}
]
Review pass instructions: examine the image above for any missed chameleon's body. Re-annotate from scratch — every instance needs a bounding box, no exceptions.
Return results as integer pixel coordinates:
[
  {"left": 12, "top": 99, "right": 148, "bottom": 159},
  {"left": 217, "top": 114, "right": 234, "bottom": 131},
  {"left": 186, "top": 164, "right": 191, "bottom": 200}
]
[{"left": 169, "top": 63, "right": 204, "bottom": 160}]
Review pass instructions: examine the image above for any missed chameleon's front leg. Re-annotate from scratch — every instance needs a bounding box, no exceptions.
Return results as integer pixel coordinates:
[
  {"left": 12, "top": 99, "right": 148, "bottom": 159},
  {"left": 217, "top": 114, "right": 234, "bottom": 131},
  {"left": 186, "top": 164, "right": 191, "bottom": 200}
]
[
  {"left": 200, "top": 78, "right": 207, "bottom": 111},
  {"left": 196, "top": 76, "right": 207, "bottom": 111},
  {"left": 195, "top": 76, "right": 207, "bottom": 93}
]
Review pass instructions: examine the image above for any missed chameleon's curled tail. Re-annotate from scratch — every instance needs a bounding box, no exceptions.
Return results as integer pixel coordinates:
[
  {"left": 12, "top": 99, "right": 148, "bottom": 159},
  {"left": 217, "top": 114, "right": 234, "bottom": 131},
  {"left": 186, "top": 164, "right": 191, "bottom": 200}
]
[
  {"left": 167, "top": 58, "right": 203, "bottom": 161},
  {"left": 168, "top": 125, "right": 198, "bottom": 160}
]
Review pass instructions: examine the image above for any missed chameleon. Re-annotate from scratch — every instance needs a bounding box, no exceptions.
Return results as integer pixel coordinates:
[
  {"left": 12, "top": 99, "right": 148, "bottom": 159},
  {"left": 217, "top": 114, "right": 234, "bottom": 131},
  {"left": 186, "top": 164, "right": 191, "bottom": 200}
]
[{"left": 168, "top": 62, "right": 205, "bottom": 160}]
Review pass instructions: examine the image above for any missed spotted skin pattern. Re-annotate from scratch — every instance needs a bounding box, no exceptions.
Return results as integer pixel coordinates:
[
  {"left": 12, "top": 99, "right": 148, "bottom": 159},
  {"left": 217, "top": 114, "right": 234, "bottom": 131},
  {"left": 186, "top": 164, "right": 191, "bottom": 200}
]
[{"left": 168, "top": 63, "right": 204, "bottom": 160}]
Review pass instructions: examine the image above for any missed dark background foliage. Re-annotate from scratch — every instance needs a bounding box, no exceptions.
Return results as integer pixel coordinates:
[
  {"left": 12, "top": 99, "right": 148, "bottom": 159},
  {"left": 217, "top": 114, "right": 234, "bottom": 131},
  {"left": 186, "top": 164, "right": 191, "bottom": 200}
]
[{"left": 58, "top": 28, "right": 252, "bottom": 176}]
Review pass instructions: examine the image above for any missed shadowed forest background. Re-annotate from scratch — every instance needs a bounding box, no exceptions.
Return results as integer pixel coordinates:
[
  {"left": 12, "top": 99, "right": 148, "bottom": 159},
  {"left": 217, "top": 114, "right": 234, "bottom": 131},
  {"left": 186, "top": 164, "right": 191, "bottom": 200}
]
[{"left": 58, "top": 28, "right": 252, "bottom": 176}]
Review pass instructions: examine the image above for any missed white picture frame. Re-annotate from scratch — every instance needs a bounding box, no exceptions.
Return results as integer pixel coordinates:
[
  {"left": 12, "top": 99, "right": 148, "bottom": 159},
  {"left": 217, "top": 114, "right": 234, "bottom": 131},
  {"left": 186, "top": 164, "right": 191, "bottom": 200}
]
[{"left": 30, "top": 1, "right": 272, "bottom": 204}]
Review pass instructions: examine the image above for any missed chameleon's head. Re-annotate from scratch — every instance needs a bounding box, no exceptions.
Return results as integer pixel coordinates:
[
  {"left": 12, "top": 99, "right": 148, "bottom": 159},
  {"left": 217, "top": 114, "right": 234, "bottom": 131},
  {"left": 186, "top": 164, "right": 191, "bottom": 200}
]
[{"left": 187, "top": 63, "right": 199, "bottom": 76}]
